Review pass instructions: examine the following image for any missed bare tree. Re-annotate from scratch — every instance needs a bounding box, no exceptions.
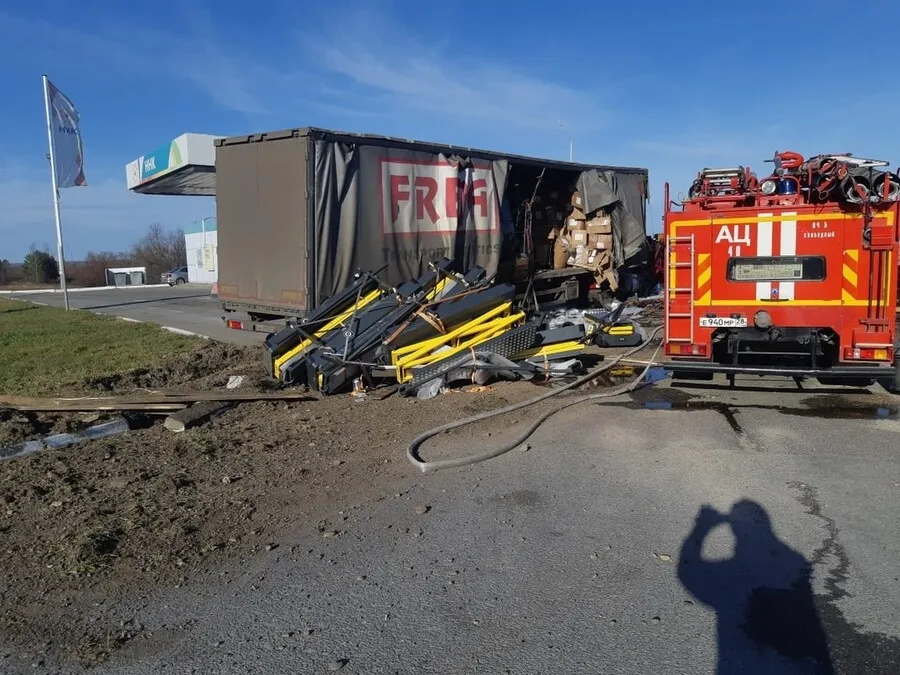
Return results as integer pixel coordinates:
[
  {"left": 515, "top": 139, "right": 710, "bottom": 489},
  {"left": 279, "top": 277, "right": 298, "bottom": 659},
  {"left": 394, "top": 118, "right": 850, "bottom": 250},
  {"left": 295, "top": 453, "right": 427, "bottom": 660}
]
[{"left": 130, "top": 223, "right": 186, "bottom": 281}]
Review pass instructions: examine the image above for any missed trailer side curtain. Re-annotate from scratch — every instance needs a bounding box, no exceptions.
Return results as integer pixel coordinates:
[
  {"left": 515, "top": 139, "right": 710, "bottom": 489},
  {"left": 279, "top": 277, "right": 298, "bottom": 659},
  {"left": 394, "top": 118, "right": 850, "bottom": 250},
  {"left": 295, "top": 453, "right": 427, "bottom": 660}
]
[
  {"left": 576, "top": 170, "right": 649, "bottom": 266},
  {"left": 313, "top": 140, "right": 509, "bottom": 302}
]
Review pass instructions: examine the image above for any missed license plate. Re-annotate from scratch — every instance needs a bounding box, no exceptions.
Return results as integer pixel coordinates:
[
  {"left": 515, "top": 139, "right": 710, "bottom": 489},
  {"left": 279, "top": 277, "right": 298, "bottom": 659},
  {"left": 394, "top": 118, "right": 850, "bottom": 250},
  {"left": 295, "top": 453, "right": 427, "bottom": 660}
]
[{"left": 699, "top": 316, "right": 747, "bottom": 328}]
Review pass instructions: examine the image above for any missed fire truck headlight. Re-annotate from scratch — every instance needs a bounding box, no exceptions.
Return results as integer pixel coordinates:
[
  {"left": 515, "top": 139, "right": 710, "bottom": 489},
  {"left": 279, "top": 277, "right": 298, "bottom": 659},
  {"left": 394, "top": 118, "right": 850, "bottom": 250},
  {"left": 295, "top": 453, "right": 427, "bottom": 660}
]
[
  {"left": 760, "top": 179, "right": 778, "bottom": 195},
  {"left": 754, "top": 310, "right": 773, "bottom": 329}
]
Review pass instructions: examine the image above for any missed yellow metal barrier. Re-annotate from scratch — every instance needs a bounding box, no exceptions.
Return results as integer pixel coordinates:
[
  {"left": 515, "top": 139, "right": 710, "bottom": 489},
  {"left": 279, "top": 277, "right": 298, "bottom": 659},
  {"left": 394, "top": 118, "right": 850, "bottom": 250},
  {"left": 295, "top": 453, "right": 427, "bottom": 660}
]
[
  {"left": 391, "top": 302, "right": 513, "bottom": 365},
  {"left": 512, "top": 341, "right": 587, "bottom": 361},
  {"left": 391, "top": 303, "right": 526, "bottom": 382},
  {"left": 273, "top": 288, "right": 384, "bottom": 378}
]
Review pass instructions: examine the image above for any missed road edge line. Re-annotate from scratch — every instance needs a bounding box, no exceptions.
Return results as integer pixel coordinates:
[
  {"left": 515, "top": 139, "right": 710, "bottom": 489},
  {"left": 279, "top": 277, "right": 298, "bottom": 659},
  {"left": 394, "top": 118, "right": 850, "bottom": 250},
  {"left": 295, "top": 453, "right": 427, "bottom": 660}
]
[
  {"left": 162, "top": 326, "right": 210, "bottom": 339},
  {"left": 0, "top": 283, "right": 175, "bottom": 295}
]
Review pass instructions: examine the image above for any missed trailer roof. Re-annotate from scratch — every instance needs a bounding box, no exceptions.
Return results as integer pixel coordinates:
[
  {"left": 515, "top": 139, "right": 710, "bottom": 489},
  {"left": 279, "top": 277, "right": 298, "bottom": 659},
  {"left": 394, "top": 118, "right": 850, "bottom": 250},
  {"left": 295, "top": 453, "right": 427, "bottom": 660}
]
[{"left": 215, "top": 126, "right": 649, "bottom": 177}]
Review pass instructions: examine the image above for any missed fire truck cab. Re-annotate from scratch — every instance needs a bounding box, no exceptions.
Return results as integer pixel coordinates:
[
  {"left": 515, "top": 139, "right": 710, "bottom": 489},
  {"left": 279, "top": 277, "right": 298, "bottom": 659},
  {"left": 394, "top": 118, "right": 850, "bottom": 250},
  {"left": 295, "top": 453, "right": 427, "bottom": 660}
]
[{"left": 662, "top": 151, "right": 899, "bottom": 392}]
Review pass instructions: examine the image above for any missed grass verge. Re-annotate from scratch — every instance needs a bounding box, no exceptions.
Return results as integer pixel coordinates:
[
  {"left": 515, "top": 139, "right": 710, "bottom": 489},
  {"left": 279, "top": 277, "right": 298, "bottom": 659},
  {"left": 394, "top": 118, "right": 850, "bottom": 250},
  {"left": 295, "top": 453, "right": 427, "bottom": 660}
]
[{"left": 0, "top": 298, "right": 202, "bottom": 396}]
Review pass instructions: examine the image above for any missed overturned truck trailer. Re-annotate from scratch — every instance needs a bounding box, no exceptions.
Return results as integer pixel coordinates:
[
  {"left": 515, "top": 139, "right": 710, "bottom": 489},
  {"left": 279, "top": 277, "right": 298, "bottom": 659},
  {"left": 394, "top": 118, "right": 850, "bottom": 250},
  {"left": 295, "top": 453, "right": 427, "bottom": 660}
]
[{"left": 215, "top": 127, "right": 650, "bottom": 329}]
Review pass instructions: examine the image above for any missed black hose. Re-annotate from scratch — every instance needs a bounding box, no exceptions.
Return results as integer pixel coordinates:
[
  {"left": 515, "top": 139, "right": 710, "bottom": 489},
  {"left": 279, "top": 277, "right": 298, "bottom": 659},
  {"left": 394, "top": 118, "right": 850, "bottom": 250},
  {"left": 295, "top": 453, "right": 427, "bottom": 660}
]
[{"left": 406, "top": 326, "right": 664, "bottom": 473}]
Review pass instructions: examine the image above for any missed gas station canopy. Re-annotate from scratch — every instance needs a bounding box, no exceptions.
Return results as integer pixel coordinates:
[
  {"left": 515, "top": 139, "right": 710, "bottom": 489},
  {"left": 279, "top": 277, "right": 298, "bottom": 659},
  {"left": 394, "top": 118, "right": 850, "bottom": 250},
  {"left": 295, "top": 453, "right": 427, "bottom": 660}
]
[{"left": 126, "top": 133, "right": 221, "bottom": 196}]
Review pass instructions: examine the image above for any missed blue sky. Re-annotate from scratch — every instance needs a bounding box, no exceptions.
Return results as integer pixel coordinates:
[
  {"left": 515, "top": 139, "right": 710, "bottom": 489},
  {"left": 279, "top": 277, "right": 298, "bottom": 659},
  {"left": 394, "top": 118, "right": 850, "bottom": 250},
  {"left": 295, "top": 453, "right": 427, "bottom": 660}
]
[{"left": 1, "top": 0, "right": 899, "bottom": 261}]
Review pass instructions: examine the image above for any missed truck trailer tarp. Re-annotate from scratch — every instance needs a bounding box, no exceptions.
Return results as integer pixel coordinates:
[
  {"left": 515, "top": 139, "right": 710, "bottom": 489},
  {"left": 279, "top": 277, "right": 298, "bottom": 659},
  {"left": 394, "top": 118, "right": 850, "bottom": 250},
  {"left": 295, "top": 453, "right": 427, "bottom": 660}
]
[{"left": 214, "top": 127, "right": 648, "bottom": 317}]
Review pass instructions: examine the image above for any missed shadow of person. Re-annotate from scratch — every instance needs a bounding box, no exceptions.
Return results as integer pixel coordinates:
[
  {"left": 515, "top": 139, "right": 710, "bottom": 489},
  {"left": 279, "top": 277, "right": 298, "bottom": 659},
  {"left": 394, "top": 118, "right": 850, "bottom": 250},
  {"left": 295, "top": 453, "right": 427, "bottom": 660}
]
[{"left": 678, "top": 500, "right": 833, "bottom": 674}]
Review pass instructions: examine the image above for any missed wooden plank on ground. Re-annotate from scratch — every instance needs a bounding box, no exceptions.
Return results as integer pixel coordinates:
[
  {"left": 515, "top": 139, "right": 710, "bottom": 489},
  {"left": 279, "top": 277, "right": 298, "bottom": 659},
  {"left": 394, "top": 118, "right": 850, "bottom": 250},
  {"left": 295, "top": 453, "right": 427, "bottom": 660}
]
[
  {"left": 0, "top": 390, "right": 314, "bottom": 412},
  {"left": 164, "top": 402, "right": 233, "bottom": 432}
]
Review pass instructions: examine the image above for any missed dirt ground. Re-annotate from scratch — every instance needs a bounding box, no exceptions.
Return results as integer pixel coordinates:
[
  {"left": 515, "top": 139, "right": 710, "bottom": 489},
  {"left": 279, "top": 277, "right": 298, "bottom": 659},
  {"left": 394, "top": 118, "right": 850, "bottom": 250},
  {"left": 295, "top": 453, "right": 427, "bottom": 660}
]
[{"left": 0, "top": 329, "right": 662, "bottom": 669}]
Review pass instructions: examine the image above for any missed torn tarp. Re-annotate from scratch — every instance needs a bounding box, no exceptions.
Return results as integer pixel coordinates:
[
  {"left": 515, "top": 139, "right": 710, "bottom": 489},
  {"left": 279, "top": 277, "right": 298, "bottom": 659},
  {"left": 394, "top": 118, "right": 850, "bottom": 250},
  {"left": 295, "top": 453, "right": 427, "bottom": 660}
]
[{"left": 576, "top": 170, "right": 648, "bottom": 267}]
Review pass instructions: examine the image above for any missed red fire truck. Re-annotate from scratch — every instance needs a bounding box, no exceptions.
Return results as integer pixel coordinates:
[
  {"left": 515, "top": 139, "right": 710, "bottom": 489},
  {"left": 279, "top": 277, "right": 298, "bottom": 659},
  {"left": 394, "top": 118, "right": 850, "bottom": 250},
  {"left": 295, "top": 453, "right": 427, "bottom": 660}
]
[{"left": 662, "top": 150, "right": 899, "bottom": 392}]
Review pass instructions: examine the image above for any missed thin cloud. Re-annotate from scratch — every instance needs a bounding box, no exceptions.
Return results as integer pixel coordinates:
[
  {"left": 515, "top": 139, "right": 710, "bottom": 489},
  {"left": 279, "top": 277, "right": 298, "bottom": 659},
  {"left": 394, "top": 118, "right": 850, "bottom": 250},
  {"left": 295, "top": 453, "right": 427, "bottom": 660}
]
[
  {"left": 297, "top": 11, "right": 607, "bottom": 135},
  {"left": 0, "top": 9, "right": 270, "bottom": 117},
  {"left": 173, "top": 5, "right": 272, "bottom": 116},
  {"left": 1, "top": 7, "right": 607, "bottom": 132}
]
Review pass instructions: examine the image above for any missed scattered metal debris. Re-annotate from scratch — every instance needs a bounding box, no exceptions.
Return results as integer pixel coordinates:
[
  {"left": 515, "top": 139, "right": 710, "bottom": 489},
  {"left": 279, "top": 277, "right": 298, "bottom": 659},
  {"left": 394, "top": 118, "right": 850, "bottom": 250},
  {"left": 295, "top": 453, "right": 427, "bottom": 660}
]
[{"left": 1, "top": 418, "right": 130, "bottom": 461}]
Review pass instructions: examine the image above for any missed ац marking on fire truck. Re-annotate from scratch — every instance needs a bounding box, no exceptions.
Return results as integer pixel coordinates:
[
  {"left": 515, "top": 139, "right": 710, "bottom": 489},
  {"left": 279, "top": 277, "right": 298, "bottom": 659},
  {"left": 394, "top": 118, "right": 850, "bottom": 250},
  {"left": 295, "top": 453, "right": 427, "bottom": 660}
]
[{"left": 714, "top": 224, "right": 752, "bottom": 248}]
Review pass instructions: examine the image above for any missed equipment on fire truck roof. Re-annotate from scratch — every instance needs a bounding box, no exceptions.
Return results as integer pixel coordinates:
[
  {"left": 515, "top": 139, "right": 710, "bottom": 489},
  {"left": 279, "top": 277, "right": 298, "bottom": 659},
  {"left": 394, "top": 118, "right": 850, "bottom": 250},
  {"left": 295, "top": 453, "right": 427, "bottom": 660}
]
[{"left": 684, "top": 150, "right": 900, "bottom": 209}]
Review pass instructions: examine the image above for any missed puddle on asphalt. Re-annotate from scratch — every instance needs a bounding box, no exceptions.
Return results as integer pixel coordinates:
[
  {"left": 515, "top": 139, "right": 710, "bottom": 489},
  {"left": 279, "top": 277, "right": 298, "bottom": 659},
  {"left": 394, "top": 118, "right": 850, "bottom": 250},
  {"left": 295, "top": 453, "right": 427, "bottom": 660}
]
[{"left": 538, "top": 362, "right": 899, "bottom": 424}]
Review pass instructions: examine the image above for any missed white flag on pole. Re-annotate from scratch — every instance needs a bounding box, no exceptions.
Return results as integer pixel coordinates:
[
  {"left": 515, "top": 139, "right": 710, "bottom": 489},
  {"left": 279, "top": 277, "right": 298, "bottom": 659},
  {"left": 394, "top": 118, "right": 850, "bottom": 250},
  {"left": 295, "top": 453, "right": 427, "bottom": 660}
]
[{"left": 46, "top": 79, "right": 87, "bottom": 188}]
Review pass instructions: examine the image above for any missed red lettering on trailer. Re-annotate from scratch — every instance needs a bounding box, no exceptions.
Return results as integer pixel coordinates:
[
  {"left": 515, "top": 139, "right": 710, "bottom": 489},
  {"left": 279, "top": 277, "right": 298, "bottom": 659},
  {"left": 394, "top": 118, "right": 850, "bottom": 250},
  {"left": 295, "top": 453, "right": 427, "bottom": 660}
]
[
  {"left": 467, "top": 178, "right": 489, "bottom": 219},
  {"left": 445, "top": 177, "right": 458, "bottom": 219},
  {"left": 380, "top": 159, "right": 499, "bottom": 235},
  {"left": 414, "top": 176, "right": 439, "bottom": 222},
  {"left": 390, "top": 175, "right": 410, "bottom": 223}
]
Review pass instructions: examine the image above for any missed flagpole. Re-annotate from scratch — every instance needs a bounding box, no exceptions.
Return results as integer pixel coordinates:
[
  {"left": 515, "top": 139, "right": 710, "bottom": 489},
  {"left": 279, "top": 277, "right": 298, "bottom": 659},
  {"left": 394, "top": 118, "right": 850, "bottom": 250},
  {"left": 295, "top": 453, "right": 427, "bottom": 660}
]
[{"left": 42, "top": 73, "right": 70, "bottom": 311}]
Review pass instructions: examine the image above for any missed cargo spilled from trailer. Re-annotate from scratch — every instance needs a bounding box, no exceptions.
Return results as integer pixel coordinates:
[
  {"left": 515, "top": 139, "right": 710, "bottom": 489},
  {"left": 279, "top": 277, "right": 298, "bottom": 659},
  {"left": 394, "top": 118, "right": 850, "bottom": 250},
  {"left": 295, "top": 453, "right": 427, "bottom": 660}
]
[{"left": 212, "top": 127, "right": 651, "bottom": 326}]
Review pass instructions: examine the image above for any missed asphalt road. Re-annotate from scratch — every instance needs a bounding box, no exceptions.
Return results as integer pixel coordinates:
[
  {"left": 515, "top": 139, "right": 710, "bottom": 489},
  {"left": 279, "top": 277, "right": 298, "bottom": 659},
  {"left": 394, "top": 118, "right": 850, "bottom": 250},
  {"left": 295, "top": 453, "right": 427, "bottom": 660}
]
[
  {"left": 4, "top": 285, "right": 264, "bottom": 345},
  {"left": 74, "top": 377, "right": 900, "bottom": 674}
]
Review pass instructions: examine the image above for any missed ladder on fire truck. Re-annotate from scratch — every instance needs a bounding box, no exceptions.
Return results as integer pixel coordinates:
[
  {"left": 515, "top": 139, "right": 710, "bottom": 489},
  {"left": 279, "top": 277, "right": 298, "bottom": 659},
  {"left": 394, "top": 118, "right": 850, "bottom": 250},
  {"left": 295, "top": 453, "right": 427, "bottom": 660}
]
[{"left": 664, "top": 233, "right": 695, "bottom": 345}]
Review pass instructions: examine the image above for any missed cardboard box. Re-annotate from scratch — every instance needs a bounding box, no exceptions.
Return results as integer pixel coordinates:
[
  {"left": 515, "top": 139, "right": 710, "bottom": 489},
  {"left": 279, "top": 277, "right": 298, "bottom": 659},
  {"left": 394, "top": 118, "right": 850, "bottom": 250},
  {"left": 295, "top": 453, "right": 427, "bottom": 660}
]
[
  {"left": 566, "top": 217, "right": 586, "bottom": 230},
  {"left": 584, "top": 248, "right": 612, "bottom": 269},
  {"left": 594, "top": 249, "right": 612, "bottom": 268},
  {"left": 586, "top": 216, "right": 612, "bottom": 235},
  {"left": 599, "top": 267, "right": 618, "bottom": 291},
  {"left": 571, "top": 191, "right": 584, "bottom": 209},
  {"left": 589, "top": 233, "right": 613, "bottom": 250},
  {"left": 570, "top": 229, "right": 588, "bottom": 247},
  {"left": 574, "top": 245, "right": 588, "bottom": 266},
  {"left": 553, "top": 237, "right": 568, "bottom": 269},
  {"left": 569, "top": 205, "right": 586, "bottom": 220}
]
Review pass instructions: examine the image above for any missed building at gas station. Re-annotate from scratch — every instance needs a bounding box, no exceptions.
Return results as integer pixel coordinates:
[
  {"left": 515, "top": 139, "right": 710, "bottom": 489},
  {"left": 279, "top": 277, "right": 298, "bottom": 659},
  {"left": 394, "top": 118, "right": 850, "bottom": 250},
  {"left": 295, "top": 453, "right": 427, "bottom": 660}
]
[{"left": 126, "top": 133, "right": 220, "bottom": 283}]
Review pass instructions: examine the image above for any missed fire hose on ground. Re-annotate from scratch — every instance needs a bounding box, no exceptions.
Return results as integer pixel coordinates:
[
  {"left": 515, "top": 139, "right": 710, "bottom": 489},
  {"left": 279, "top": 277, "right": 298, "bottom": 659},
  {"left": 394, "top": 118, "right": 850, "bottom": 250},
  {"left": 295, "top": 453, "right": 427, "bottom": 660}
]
[{"left": 406, "top": 325, "right": 665, "bottom": 473}]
